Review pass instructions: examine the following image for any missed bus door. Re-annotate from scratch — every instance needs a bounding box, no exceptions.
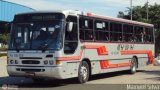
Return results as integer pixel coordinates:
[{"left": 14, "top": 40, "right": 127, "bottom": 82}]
[{"left": 64, "top": 15, "right": 80, "bottom": 75}]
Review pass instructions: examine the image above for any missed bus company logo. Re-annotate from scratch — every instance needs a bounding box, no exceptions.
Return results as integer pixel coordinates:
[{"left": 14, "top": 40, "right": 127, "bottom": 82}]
[
  {"left": 117, "top": 44, "right": 134, "bottom": 51},
  {"left": 2, "top": 84, "right": 7, "bottom": 90}
]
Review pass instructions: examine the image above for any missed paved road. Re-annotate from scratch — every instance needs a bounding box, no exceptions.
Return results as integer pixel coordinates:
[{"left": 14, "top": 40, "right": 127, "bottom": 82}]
[{"left": 1, "top": 56, "right": 160, "bottom": 90}]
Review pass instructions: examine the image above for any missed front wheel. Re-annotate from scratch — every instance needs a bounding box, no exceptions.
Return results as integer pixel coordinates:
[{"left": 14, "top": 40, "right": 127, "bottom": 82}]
[
  {"left": 129, "top": 57, "right": 137, "bottom": 74},
  {"left": 78, "top": 61, "right": 90, "bottom": 84}
]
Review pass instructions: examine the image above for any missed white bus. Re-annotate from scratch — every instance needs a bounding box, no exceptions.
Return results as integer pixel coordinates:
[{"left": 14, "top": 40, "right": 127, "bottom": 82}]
[{"left": 7, "top": 10, "right": 155, "bottom": 83}]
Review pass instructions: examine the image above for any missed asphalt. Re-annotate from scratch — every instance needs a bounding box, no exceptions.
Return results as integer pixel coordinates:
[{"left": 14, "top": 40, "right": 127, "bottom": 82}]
[{"left": 1, "top": 56, "right": 160, "bottom": 90}]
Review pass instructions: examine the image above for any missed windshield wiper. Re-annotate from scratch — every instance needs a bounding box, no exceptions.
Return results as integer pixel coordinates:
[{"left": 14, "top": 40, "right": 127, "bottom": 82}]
[
  {"left": 38, "top": 43, "right": 48, "bottom": 52},
  {"left": 13, "top": 37, "right": 19, "bottom": 52}
]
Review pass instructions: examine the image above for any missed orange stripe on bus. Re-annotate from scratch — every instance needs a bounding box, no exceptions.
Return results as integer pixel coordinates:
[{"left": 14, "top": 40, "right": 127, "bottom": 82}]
[
  {"left": 84, "top": 45, "right": 100, "bottom": 49},
  {"left": 121, "top": 50, "right": 154, "bottom": 64},
  {"left": 56, "top": 45, "right": 108, "bottom": 61},
  {"left": 56, "top": 50, "right": 83, "bottom": 61},
  {"left": 100, "top": 60, "right": 130, "bottom": 69},
  {"left": 84, "top": 45, "right": 108, "bottom": 55}
]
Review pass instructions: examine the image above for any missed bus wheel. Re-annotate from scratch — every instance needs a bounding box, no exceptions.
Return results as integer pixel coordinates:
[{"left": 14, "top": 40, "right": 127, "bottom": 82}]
[
  {"left": 129, "top": 57, "right": 137, "bottom": 74},
  {"left": 78, "top": 61, "right": 89, "bottom": 84}
]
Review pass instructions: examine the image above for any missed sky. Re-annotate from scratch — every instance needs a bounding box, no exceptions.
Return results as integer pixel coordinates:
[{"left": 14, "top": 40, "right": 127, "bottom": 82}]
[{"left": 4, "top": 0, "right": 160, "bottom": 17}]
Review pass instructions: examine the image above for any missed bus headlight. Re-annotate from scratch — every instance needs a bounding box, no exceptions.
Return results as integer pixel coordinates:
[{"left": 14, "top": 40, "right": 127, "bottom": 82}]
[
  {"left": 15, "top": 60, "right": 18, "bottom": 64},
  {"left": 10, "top": 60, "right": 14, "bottom": 64},
  {"left": 49, "top": 60, "right": 54, "bottom": 65},
  {"left": 44, "top": 60, "right": 48, "bottom": 65}
]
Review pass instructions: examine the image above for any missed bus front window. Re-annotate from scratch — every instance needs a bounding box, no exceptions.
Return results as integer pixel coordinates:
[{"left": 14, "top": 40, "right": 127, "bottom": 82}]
[{"left": 9, "top": 21, "right": 63, "bottom": 50}]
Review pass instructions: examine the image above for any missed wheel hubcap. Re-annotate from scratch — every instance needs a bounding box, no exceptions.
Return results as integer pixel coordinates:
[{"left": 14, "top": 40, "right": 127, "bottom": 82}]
[
  {"left": 131, "top": 61, "right": 136, "bottom": 71},
  {"left": 80, "top": 66, "right": 88, "bottom": 80}
]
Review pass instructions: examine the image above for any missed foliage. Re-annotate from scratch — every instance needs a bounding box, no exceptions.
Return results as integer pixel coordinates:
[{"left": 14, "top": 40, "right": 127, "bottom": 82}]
[{"left": 0, "top": 33, "right": 9, "bottom": 45}]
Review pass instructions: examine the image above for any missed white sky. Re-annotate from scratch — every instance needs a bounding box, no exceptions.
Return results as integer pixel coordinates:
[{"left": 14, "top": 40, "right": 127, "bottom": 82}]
[{"left": 4, "top": 0, "right": 160, "bottom": 17}]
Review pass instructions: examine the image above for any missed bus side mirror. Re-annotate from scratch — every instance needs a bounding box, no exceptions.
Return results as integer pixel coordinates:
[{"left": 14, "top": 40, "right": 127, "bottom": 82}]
[{"left": 67, "top": 22, "right": 73, "bottom": 32}]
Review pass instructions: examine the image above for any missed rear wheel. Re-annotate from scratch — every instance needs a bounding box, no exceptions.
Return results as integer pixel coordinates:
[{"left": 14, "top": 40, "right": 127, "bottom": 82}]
[
  {"left": 78, "top": 61, "right": 90, "bottom": 84},
  {"left": 129, "top": 57, "right": 137, "bottom": 74}
]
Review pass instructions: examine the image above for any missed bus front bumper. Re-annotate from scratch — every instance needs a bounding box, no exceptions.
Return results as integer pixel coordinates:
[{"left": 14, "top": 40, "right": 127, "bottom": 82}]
[{"left": 7, "top": 65, "right": 64, "bottom": 79}]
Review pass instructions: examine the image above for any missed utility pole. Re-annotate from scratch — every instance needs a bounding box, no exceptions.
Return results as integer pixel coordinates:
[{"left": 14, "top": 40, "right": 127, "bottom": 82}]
[
  {"left": 130, "top": 0, "right": 133, "bottom": 20},
  {"left": 147, "top": 0, "right": 149, "bottom": 21}
]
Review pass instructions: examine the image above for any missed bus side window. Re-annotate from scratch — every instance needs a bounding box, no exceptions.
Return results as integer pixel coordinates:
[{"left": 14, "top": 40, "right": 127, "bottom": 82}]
[
  {"left": 145, "top": 27, "right": 154, "bottom": 43},
  {"left": 123, "top": 24, "right": 134, "bottom": 42},
  {"left": 79, "top": 17, "right": 93, "bottom": 41},
  {"left": 64, "top": 16, "right": 78, "bottom": 54},
  {"left": 95, "top": 20, "right": 109, "bottom": 42},
  {"left": 110, "top": 22, "right": 122, "bottom": 42},
  {"left": 150, "top": 28, "right": 154, "bottom": 43},
  {"left": 135, "top": 26, "right": 144, "bottom": 43},
  {"left": 79, "top": 18, "right": 85, "bottom": 40}
]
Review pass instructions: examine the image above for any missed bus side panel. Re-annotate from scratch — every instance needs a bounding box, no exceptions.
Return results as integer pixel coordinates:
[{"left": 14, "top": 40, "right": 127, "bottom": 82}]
[
  {"left": 91, "top": 59, "right": 131, "bottom": 75},
  {"left": 83, "top": 43, "right": 154, "bottom": 75}
]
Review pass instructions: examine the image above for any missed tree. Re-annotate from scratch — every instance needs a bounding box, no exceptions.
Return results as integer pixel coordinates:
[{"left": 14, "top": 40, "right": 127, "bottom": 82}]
[
  {"left": 117, "top": 3, "right": 160, "bottom": 56},
  {"left": 0, "top": 22, "right": 10, "bottom": 47},
  {"left": 0, "top": 34, "right": 9, "bottom": 45}
]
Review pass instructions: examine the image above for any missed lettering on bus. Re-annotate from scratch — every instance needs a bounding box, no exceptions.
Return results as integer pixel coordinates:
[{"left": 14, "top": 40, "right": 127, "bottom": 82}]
[{"left": 117, "top": 44, "right": 134, "bottom": 51}]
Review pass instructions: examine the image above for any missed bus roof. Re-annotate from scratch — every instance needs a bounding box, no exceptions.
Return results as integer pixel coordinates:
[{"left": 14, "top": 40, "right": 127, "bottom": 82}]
[
  {"left": 14, "top": 10, "right": 154, "bottom": 27},
  {"left": 15, "top": 10, "right": 63, "bottom": 15},
  {"left": 15, "top": 10, "right": 81, "bottom": 18},
  {"left": 85, "top": 12, "right": 154, "bottom": 27}
]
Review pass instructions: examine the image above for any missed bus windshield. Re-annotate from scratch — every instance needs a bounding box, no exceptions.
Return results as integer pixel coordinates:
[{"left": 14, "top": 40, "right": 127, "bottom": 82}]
[{"left": 9, "top": 20, "right": 64, "bottom": 51}]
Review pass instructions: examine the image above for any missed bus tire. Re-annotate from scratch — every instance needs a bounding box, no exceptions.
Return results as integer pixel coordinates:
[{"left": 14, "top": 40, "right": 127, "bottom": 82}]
[
  {"left": 129, "top": 57, "right": 137, "bottom": 74},
  {"left": 78, "top": 61, "right": 89, "bottom": 84}
]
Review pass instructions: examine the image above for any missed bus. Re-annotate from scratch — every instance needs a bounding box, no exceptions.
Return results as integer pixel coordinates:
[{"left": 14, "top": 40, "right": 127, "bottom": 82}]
[{"left": 7, "top": 10, "right": 155, "bottom": 83}]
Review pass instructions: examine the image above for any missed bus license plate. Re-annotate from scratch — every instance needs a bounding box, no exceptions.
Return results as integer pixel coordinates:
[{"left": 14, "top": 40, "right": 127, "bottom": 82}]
[{"left": 25, "top": 72, "right": 35, "bottom": 76}]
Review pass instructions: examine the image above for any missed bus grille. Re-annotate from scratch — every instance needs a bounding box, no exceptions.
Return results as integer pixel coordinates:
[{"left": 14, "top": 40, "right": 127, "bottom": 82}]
[
  {"left": 16, "top": 68, "right": 45, "bottom": 72},
  {"left": 22, "top": 60, "right": 40, "bottom": 64}
]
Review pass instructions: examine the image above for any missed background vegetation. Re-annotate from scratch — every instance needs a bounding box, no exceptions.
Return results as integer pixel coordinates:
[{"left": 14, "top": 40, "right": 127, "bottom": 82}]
[
  {"left": 0, "top": 22, "right": 9, "bottom": 57},
  {"left": 0, "top": 33, "right": 9, "bottom": 45}
]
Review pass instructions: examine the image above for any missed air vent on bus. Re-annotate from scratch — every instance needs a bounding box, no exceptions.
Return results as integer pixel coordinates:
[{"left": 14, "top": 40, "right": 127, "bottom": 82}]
[
  {"left": 46, "top": 55, "right": 53, "bottom": 58},
  {"left": 16, "top": 68, "right": 45, "bottom": 72},
  {"left": 22, "top": 60, "right": 40, "bottom": 64}
]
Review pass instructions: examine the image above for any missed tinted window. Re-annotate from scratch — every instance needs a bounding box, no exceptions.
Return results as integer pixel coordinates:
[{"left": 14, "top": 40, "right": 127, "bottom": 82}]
[
  {"left": 123, "top": 24, "right": 134, "bottom": 42},
  {"left": 95, "top": 20, "right": 109, "bottom": 41},
  {"left": 79, "top": 17, "right": 94, "bottom": 41},
  {"left": 134, "top": 26, "right": 144, "bottom": 42},
  {"left": 110, "top": 22, "right": 122, "bottom": 42},
  {"left": 145, "top": 27, "right": 154, "bottom": 43}
]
